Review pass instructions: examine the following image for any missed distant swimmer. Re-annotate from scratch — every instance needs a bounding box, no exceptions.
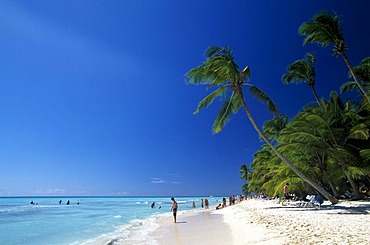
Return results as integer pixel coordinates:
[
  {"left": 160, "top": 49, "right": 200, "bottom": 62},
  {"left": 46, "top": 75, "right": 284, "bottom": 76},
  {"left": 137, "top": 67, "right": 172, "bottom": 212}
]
[
  {"left": 66, "top": 200, "right": 70, "bottom": 205},
  {"left": 30, "top": 201, "right": 35, "bottom": 205},
  {"left": 158, "top": 206, "right": 161, "bottom": 209},
  {"left": 151, "top": 202, "right": 155, "bottom": 208},
  {"left": 59, "top": 200, "right": 62, "bottom": 204},
  {"left": 192, "top": 201, "right": 196, "bottom": 208}
]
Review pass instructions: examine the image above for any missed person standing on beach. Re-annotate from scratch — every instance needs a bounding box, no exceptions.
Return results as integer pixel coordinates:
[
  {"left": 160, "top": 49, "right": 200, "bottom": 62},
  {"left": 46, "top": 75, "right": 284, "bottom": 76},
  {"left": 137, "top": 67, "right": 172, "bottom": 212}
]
[
  {"left": 284, "top": 183, "right": 290, "bottom": 199},
  {"left": 170, "top": 197, "right": 178, "bottom": 223}
]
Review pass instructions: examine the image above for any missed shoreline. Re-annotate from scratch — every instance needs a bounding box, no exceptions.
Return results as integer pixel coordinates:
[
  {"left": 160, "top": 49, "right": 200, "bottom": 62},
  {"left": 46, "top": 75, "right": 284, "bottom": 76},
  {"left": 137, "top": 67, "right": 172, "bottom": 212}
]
[{"left": 150, "top": 198, "right": 370, "bottom": 244}]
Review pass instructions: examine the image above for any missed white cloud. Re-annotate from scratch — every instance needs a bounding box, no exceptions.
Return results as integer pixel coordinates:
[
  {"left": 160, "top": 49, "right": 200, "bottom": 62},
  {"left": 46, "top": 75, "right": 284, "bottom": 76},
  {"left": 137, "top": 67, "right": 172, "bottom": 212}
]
[
  {"left": 151, "top": 178, "right": 165, "bottom": 184},
  {"left": 115, "top": 191, "right": 129, "bottom": 195}
]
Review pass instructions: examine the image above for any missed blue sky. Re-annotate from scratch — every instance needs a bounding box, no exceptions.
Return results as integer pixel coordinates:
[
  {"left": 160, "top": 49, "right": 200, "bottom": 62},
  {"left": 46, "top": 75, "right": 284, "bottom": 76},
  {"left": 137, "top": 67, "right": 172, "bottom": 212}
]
[{"left": 0, "top": 1, "right": 369, "bottom": 196}]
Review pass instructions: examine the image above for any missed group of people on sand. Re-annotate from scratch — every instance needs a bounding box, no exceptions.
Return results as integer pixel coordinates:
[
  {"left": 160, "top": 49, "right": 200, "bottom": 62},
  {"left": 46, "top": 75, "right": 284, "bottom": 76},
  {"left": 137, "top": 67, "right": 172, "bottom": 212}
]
[
  {"left": 215, "top": 195, "right": 245, "bottom": 210},
  {"left": 168, "top": 195, "right": 248, "bottom": 224}
]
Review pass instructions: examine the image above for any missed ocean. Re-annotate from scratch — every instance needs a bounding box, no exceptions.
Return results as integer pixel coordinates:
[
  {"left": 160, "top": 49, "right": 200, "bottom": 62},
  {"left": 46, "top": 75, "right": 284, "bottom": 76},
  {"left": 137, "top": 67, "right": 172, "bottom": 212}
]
[{"left": 0, "top": 196, "right": 223, "bottom": 244}]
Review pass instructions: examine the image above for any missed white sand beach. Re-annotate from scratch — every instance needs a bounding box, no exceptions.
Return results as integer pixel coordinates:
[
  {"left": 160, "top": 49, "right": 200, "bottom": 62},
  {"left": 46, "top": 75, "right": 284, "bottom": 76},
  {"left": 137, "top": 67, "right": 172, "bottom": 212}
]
[{"left": 150, "top": 199, "right": 370, "bottom": 245}]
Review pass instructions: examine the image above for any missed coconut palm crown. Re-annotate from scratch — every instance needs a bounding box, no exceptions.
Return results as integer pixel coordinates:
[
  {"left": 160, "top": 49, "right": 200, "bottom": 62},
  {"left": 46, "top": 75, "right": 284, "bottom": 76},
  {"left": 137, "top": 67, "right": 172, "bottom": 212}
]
[
  {"left": 282, "top": 52, "right": 320, "bottom": 105},
  {"left": 187, "top": 46, "right": 278, "bottom": 133},
  {"left": 298, "top": 11, "right": 370, "bottom": 104},
  {"left": 298, "top": 11, "right": 346, "bottom": 54}
]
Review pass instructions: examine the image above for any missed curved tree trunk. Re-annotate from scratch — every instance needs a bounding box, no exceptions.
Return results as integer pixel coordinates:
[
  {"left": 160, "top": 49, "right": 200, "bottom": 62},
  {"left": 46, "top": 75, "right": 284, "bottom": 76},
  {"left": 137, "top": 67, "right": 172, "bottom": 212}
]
[
  {"left": 310, "top": 85, "right": 321, "bottom": 107},
  {"left": 236, "top": 88, "right": 338, "bottom": 204},
  {"left": 327, "top": 179, "right": 340, "bottom": 198},
  {"left": 341, "top": 52, "right": 370, "bottom": 105},
  {"left": 347, "top": 175, "right": 362, "bottom": 199}
]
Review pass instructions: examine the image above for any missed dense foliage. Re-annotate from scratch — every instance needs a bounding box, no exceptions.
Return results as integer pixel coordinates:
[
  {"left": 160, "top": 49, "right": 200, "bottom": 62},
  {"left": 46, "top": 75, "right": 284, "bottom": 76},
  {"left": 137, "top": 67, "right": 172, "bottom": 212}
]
[
  {"left": 188, "top": 11, "right": 370, "bottom": 203},
  {"left": 247, "top": 11, "right": 370, "bottom": 200}
]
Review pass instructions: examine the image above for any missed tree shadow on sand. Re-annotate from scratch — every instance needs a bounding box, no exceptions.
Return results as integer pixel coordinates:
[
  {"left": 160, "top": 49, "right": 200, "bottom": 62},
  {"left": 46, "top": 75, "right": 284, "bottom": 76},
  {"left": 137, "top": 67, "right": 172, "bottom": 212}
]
[{"left": 264, "top": 201, "right": 370, "bottom": 215}]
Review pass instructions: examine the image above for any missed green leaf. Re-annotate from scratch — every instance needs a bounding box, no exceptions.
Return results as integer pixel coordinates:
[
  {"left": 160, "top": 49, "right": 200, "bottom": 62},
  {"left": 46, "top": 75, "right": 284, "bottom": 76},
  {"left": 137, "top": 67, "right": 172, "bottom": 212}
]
[
  {"left": 248, "top": 85, "right": 279, "bottom": 117},
  {"left": 193, "top": 86, "right": 228, "bottom": 114},
  {"left": 212, "top": 92, "right": 236, "bottom": 133}
]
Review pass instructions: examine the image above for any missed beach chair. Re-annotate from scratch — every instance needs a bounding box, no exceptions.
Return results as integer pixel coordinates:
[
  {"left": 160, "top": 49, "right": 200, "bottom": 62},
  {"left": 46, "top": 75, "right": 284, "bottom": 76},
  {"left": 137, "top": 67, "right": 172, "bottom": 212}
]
[{"left": 298, "top": 195, "right": 323, "bottom": 208}]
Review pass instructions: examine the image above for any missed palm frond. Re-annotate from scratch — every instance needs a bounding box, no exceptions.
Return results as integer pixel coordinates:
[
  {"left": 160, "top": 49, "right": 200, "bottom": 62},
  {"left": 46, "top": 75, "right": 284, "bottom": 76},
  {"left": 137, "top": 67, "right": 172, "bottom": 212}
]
[
  {"left": 231, "top": 92, "right": 242, "bottom": 113},
  {"left": 346, "top": 166, "right": 370, "bottom": 179},
  {"left": 193, "top": 86, "right": 228, "bottom": 114},
  {"left": 282, "top": 60, "right": 309, "bottom": 84},
  {"left": 305, "top": 52, "right": 316, "bottom": 64},
  {"left": 340, "top": 81, "right": 359, "bottom": 93},
  {"left": 248, "top": 85, "right": 279, "bottom": 117},
  {"left": 186, "top": 66, "right": 209, "bottom": 85},
  {"left": 205, "top": 46, "right": 230, "bottom": 59},
  {"left": 360, "top": 149, "right": 370, "bottom": 163},
  {"left": 212, "top": 92, "right": 236, "bottom": 133},
  {"left": 346, "top": 123, "right": 369, "bottom": 140},
  {"left": 186, "top": 46, "right": 240, "bottom": 86},
  {"left": 298, "top": 11, "right": 344, "bottom": 47},
  {"left": 352, "top": 57, "right": 370, "bottom": 84}
]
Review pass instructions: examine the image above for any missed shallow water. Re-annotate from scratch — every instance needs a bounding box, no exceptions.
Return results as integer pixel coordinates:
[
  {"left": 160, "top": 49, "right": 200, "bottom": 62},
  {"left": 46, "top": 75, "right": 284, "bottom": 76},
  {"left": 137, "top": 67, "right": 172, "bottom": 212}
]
[{"left": 0, "top": 196, "right": 223, "bottom": 244}]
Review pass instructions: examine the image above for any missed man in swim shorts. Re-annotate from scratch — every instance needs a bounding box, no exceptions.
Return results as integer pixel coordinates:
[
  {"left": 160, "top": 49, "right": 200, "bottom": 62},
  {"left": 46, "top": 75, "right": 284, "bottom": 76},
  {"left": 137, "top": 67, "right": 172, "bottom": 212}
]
[
  {"left": 170, "top": 197, "right": 178, "bottom": 223},
  {"left": 284, "top": 183, "right": 291, "bottom": 199}
]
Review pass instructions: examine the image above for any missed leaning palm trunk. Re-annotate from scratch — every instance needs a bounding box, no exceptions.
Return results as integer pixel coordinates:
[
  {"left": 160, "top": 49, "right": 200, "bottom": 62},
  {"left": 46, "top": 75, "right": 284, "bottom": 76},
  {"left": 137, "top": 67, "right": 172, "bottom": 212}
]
[
  {"left": 340, "top": 52, "right": 370, "bottom": 105},
  {"left": 346, "top": 175, "right": 362, "bottom": 199},
  {"left": 236, "top": 87, "right": 338, "bottom": 204},
  {"left": 310, "top": 85, "right": 321, "bottom": 107},
  {"left": 327, "top": 179, "right": 340, "bottom": 198}
]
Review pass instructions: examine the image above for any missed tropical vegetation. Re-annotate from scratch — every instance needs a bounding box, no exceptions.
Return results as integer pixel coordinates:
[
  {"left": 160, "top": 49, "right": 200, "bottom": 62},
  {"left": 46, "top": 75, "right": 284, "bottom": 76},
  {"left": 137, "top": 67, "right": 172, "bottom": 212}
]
[{"left": 187, "top": 10, "right": 370, "bottom": 204}]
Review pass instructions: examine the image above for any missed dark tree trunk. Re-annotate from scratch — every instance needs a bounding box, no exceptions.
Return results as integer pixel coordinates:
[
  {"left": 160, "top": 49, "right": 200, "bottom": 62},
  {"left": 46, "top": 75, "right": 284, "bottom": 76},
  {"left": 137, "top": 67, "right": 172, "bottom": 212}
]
[{"left": 347, "top": 175, "right": 362, "bottom": 199}]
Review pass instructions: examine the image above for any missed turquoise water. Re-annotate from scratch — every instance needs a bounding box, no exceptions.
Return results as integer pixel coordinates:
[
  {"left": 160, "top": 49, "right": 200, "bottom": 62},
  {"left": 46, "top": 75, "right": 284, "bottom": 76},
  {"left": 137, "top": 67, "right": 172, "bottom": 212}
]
[{"left": 0, "top": 196, "right": 222, "bottom": 244}]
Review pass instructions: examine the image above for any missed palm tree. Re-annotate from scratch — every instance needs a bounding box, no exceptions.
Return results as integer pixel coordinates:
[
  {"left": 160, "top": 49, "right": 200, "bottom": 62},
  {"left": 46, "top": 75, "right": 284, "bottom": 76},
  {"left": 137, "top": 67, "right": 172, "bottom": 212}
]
[
  {"left": 278, "top": 92, "right": 370, "bottom": 199},
  {"left": 298, "top": 11, "right": 370, "bottom": 104},
  {"left": 187, "top": 46, "right": 338, "bottom": 204},
  {"left": 262, "top": 114, "right": 289, "bottom": 143},
  {"left": 248, "top": 145, "right": 309, "bottom": 197},
  {"left": 239, "top": 164, "right": 250, "bottom": 182},
  {"left": 282, "top": 53, "right": 321, "bottom": 105},
  {"left": 239, "top": 164, "right": 250, "bottom": 196}
]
